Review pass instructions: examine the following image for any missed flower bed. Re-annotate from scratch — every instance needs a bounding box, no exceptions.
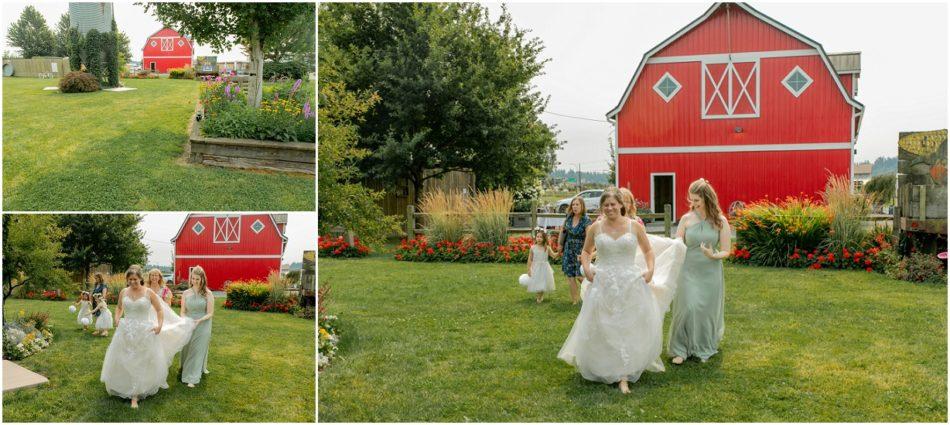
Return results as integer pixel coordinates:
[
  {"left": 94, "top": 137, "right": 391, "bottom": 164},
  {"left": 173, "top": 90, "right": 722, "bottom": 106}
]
[
  {"left": 199, "top": 77, "right": 315, "bottom": 143},
  {"left": 318, "top": 235, "right": 370, "bottom": 258},
  {"left": 318, "top": 314, "right": 340, "bottom": 370},
  {"left": 2, "top": 310, "right": 54, "bottom": 361},
  {"left": 18, "top": 290, "right": 67, "bottom": 301},
  {"left": 394, "top": 235, "right": 560, "bottom": 264}
]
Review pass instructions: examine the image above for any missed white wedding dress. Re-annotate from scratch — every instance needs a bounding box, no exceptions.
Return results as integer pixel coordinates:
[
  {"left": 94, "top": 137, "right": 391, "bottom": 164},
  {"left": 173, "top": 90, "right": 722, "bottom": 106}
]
[
  {"left": 147, "top": 294, "right": 197, "bottom": 367},
  {"left": 100, "top": 295, "right": 171, "bottom": 399},
  {"left": 558, "top": 220, "right": 686, "bottom": 384}
]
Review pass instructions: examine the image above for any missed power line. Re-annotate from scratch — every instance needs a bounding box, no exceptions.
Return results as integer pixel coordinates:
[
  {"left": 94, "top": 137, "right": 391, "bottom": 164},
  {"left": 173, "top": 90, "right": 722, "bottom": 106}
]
[{"left": 542, "top": 110, "right": 611, "bottom": 123}]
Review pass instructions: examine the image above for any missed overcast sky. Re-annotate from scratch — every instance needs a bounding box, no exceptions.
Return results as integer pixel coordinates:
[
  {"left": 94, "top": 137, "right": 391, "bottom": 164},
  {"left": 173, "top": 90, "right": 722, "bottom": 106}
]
[
  {"left": 2, "top": 1, "right": 246, "bottom": 61},
  {"left": 486, "top": 2, "right": 948, "bottom": 171},
  {"left": 139, "top": 213, "right": 316, "bottom": 267}
]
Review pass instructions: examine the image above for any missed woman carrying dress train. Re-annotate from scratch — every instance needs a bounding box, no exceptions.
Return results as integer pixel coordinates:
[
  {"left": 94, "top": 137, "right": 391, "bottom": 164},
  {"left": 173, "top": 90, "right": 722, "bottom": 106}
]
[
  {"left": 100, "top": 267, "right": 167, "bottom": 408},
  {"left": 558, "top": 196, "right": 591, "bottom": 305},
  {"left": 179, "top": 266, "right": 214, "bottom": 387},
  {"left": 668, "top": 178, "right": 731, "bottom": 364},
  {"left": 559, "top": 188, "right": 676, "bottom": 394}
]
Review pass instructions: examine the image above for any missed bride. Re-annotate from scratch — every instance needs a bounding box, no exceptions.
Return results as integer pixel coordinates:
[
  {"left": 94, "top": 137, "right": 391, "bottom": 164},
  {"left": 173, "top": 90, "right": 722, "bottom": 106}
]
[
  {"left": 558, "top": 187, "right": 685, "bottom": 393},
  {"left": 100, "top": 267, "right": 195, "bottom": 408}
]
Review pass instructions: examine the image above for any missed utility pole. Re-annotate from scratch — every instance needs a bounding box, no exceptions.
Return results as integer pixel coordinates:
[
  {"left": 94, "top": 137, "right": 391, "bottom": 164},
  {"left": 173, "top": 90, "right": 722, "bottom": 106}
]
[{"left": 577, "top": 163, "right": 582, "bottom": 192}]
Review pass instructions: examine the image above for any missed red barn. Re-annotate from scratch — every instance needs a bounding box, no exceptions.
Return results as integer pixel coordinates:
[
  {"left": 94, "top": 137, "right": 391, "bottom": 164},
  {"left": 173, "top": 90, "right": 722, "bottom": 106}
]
[
  {"left": 172, "top": 214, "right": 288, "bottom": 290},
  {"left": 608, "top": 2, "right": 864, "bottom": 219},
  {"left": 142, "top": 28, "right": 194, "bottom": 73}
]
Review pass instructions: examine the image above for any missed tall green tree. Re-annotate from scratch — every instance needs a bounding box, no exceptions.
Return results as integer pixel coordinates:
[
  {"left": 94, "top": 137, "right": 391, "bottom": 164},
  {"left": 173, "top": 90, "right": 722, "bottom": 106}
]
[
  {"left": 54, "top": 13, "right": 70, "bottom": 57},
  {"left": 2, "top": 216, "right": 70, "bottom": 316},
  {"left": 263, "top": 11, "right": 315, "bottom": 68},
  {"left": 318, "top": 45, "right": 400, "bottom": 242},
  {"left": 66, "top": 26, "right": 82, "bottom": 70},
  {"left": 116, "top": 30, "right": 132, "bottom": 65},
  {"left": 319, "top": 3, "right": 561, "bottom": 199},
  {"left": 143, "top": 2, "right": 315, "bottom": 108},
  {"left": 6, "top": 6, "right": 55, "bottom": 58},
  {"left": 57, "top": 215, "right": 149, "bottom": 289}
]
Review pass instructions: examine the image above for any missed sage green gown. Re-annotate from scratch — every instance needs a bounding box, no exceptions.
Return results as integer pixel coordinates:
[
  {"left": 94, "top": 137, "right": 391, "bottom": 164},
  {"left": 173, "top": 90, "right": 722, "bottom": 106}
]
[
  {"left": 181, "top": 292, "right": 212, "bottom": 385},
  {"left": 667, "top": 219, "right": 725, "bottom": 361}
]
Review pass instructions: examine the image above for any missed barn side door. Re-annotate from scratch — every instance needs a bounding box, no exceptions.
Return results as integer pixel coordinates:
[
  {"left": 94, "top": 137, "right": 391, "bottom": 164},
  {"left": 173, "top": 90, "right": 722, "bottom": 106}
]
[{"left": 651, "top": 173, "right": 675, "bottom": 222}]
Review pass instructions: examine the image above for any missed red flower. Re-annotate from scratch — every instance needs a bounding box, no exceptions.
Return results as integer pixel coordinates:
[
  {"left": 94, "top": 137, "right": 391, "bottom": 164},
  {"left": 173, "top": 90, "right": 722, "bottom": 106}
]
[
  {"left": 395, "top": 254, "right": 404, "bottom": 261},
  {"left": 865, "top": 267, "right": 873, "bottom": 272},
  {"left": 827, "top": 253, "right": 835, "bottom": 262},
  {"left": 807, "top": 254, "right": 814, "bottom": 260},
  {"left": 811, "top": 263, "right": 822, "bottom": 270},
  {"left": 426, "top": 248, "right": 435, "bottom": 255},
  {"left": 864, "top": 259, "right": 871, "bottom": 266}
]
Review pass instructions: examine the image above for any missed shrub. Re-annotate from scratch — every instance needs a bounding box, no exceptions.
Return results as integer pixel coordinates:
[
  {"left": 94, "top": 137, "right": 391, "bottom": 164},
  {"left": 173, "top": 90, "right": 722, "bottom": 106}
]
[
  {"left": 169, "top": 66, "right": 196, "bottom": 80},
  {"left": 887, "top": 252, "right": 947, "bottom": 284},
  {"left": 512, "top": 185, "right": 541, "bottom": 213},
  {"left": 733, "top": 195, "right": 830, "bottom": 267},
  {"left": 318, "top": 235, "right": 370, "bottom": 258},
  {"left": 200, "top": 77, "right": 315, "bottom": 143},
  {"left": 58, "top": 71, "right": 100, "bottom": 93},
  {"left": 83, "top": 29, "right": 103, "bottom": 82},
  {"left": 224, "top": 280, "right": 270, "bottom": 310},
  {"left": 420, "top": 190, "right": 468, "bottom": 243},
  {"left": 468, "top": 190, "right": 513, "bottom": 245},
  {"left": 263, "top": 61, "right": 309, "bottom": 80}
]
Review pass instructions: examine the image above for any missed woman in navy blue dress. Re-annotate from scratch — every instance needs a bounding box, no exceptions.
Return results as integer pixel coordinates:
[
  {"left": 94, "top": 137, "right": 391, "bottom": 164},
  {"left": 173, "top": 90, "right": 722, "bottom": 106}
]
[{"left": 559, "top": 196, "right": 591, "bottom": 305}]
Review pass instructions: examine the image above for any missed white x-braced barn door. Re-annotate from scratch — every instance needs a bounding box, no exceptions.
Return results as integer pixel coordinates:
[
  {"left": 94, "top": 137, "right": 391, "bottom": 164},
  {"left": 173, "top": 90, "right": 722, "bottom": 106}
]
[
  {"left": 701, "top": 59, "right": 759, "bottom": 119},
  {"left": 213, "top": 216, "right": 241, "bottom": 243},
  {"left": 161, "top": 38, "right": 173, "bottom": 52}
]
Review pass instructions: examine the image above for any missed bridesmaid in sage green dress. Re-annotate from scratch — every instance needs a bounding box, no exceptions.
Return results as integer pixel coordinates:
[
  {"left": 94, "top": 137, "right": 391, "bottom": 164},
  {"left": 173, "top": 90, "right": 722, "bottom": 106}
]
[
  {"left": 180, "top": 266, "right": 214, "bottom": 387},
  {"left": 668, "top": 178, "right": 731, "bottom": 364}
]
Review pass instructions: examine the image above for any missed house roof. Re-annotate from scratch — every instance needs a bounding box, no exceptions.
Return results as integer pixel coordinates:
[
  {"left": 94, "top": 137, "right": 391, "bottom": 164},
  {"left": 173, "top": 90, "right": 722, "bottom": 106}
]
[
  {"left": 606, "top": 2, "right": 864, "bottom": 120},
  {"left": 141, "top": 27, "right": 193, "bottom": 51},
  {"left": 853, "top": 163, "right": 873, "bottom": 175},
  {"left": 170, "top": 214, "right": 288, "bottom": 242}
]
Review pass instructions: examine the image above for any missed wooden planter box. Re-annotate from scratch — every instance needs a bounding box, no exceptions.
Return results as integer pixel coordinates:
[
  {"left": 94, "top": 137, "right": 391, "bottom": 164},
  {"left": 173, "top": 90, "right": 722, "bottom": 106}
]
[{"left": 188, "top": 107, "right": 315, "bottom": 174}]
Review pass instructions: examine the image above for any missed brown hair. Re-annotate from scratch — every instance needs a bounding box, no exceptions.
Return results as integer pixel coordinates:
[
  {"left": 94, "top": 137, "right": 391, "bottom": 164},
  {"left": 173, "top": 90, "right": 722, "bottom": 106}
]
[
  {"left": 190, "top": 266, "right": 209, "bottom": 297},
  {"left": 533, "top": 228, "right": 548, "bottom": 247},
  {"left": 93, "top": 272, "right": 105, "bottom": 285},
  {"left": 567, "top": 196, "right": 587, "bottom": 219},
  {"left": 599, "top": 187, "right": 627, "bottom": 217},
  {"left": 125, "top": 267, "right": 145, "bottom": 287},
  {"left": 688, "top": 178, "right": 724, "bottom": 229}
]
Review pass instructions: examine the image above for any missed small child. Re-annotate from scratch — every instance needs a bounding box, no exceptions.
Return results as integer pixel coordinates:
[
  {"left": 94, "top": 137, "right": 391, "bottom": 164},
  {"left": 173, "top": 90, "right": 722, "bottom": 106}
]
[
  {"left": 91, "top": 294, "right": 113, "bottom": 336},
  {"left": 519, "top": 229, "right": 559, "bottom": 303},
  {"left": 74, "top": 292, "right": 93, "bottom": 331}
]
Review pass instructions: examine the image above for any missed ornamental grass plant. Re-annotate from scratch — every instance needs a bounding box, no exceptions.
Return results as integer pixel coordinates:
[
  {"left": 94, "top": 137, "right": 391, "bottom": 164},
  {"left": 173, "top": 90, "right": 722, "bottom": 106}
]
[
  {"left": 468, "top": 189, "right": 513, "bottom": 245},
  {"left": 420, "top": 189, "right": 468, "bottom": 243}
]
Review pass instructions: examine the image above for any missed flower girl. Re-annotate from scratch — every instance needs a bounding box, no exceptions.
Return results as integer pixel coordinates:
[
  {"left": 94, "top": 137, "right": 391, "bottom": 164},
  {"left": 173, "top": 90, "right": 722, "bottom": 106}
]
[
  {"left": 74, "top": 292, "right": 93, "bottom": 331},
  {"left": 519, "top": 229, "right": 559, "bottom": 303},
  {"left": 91, "top": 294, "right": 113, "bottom": 337}
]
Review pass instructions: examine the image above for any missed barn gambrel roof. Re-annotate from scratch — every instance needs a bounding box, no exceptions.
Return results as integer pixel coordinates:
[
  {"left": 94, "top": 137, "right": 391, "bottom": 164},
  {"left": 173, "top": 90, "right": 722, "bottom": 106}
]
[
  {"left": 606, "top": 2, "right": 865, "bottom": 120},
  {"left": 170, "top": 214, "right": 288, "bottom": 243}
]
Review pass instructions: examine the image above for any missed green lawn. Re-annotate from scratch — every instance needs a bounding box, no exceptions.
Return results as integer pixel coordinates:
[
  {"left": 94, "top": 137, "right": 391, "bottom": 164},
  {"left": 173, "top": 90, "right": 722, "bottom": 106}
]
[
  {"left": 3, "top": 298, "right": 315, "bottom": 422},
  {"left": 318, "top": 253, "right": 947, "bottom": 422},
  {"left": 2, "top": 77, "right": 314, "bottom": 211}
]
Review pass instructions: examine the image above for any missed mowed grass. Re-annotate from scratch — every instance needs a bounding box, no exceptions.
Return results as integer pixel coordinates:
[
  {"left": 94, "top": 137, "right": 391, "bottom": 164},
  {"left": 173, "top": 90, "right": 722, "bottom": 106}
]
[
  {"left": 318, "top": 253, "right": 947, "bottom": 422},
  {"left": 2, "top": 77, "right": 314, "bottom": 211},
  {"left": 3, "top": 298, "right": 315, "bottom": 422}
]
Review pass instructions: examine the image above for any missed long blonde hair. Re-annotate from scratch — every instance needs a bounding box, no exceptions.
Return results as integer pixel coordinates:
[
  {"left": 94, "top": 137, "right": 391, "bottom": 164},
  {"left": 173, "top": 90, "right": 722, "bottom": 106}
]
[
  {"left": 190, "top": 266, "right": 209, "bottom": 297},
  {"left": 618, "top": 187, "right": 639, "bottom": 220},
  {"left": 688, "top": 178, "right": 724, "bottom": 229},
  {"left": 147, "top": 268, "right": 166, "bottom": 293}
]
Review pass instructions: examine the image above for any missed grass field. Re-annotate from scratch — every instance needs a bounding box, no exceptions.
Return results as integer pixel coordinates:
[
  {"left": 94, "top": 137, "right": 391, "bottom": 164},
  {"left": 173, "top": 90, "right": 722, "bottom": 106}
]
[
  {"left": 2, "top": 77, "right": 314, "bottom": 211},
  {"left": 2, "top": 298, "right": 315, "bottom": 422},
  {"left": 317, "top": 252, "right": 947, "bottom": 422}
]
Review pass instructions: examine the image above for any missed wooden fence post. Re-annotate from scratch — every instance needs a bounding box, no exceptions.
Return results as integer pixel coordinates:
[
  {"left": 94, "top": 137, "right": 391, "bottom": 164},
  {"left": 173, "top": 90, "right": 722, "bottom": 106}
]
[
  {"left": 893, "top": 205, "right": 901, "bottom": 243},
  {"left": 406, "top": 205, "right": 415, "bottom": 238},
  {"left": 663, "top": 204, "right": 672, "bottom": 238}
]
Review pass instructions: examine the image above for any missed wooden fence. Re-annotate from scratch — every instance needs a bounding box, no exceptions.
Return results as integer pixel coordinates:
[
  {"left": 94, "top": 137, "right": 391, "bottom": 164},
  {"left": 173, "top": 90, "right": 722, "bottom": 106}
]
[
  {"left": 5, "top": 57, "right": 71, "bottom": 78},
  {"left": 406, "top": 204, "right": 675, "bottom": 239}
]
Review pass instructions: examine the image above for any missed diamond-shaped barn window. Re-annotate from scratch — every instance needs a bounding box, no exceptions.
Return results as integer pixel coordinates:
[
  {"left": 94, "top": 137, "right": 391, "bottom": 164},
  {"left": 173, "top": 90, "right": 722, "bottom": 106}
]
[
  {"left": 192, "top": 221, "right": 205, "bottom": 235},
  {"left": 251, "top": 219, "right": 265, "bottom": 234},
  {"left": 150, "top": 40, "right": 157, "bottom": 47},
  {"left": 653, "top": 72, "right": 682, "bottom": 103},
  {"left": 178, "top": 39, "right": 184, "bottom": 47},
  {"left": 782, "top": 66, "right": 813, "bottom": 98}
]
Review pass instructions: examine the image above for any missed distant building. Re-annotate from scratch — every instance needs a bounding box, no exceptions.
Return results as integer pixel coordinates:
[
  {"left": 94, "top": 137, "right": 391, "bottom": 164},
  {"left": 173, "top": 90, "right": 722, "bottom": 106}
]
[
  {"left": 172, "top": 214, "right": 288, "bottom": 290},
  {"left": 853, "top": 163, "right": 873, "bottom": 190},
  {"left": 142, "top": 28, "right": 194, "bottom": 73},
  {"left": 69, "top": 2, "right": 114, "bottom": 34}
]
